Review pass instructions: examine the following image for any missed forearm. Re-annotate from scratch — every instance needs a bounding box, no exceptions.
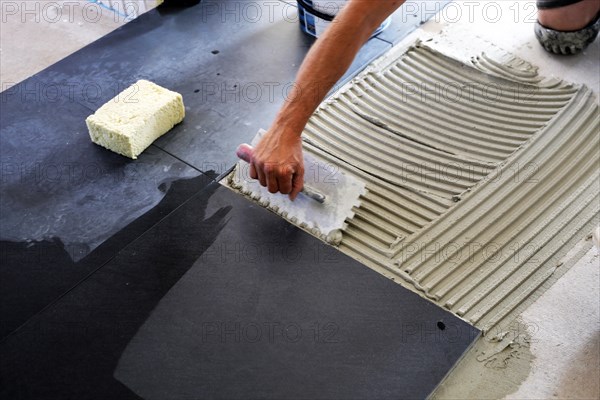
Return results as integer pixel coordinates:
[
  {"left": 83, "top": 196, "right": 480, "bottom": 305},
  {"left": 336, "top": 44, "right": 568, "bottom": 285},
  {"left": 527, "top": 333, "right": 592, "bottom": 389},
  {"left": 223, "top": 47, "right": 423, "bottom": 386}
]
[{"left": 273, "top": 0, "right": 404, "bottom": 135}]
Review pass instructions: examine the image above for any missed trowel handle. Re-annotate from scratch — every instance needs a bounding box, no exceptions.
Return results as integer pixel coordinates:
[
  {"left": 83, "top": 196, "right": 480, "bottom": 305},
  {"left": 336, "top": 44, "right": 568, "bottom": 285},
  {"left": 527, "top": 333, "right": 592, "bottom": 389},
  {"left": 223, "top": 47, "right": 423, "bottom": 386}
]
[{"left": 236, "top": 143, "right": 254, "bottom": 163}]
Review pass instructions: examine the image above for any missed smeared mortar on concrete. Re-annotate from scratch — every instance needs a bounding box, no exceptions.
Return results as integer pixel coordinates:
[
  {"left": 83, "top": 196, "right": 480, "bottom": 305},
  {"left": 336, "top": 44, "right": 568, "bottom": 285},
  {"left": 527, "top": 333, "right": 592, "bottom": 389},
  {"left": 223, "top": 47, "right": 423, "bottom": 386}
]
[{"left": 430, "top": 319, "right": 534, "bottom": 399}]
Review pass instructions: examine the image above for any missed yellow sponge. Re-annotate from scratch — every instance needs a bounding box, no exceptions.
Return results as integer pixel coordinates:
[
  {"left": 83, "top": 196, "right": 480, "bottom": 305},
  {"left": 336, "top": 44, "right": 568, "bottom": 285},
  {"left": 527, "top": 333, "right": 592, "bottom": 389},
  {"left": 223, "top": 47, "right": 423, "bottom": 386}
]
[{"left": 85, "top": 80, "right": 184, "bottom": 159}]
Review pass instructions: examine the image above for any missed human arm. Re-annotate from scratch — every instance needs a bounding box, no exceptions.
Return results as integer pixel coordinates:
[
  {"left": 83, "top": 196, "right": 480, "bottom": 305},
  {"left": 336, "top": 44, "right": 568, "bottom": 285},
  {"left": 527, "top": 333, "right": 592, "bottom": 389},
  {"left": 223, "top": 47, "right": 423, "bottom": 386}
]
[{"left": 246, "top": 0, "right": 405, "bottom": 200}]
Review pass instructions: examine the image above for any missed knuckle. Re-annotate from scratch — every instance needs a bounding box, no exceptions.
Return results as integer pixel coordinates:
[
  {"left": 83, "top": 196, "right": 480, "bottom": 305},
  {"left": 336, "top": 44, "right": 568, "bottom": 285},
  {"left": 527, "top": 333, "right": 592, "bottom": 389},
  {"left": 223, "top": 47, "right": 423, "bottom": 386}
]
[
  {"left": 263, "top": 163, "right": 276, "bottom": 174},
  {"left": 282, "top": 164, "right": 294, "bottom": 175}
]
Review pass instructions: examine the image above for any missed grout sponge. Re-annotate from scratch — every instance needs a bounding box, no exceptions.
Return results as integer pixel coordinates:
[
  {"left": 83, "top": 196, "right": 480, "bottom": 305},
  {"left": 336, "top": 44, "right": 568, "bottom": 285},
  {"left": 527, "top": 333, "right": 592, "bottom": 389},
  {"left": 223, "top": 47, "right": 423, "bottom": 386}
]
[{"left": 85, "top": 80, "right": 184, "bottom": 159}]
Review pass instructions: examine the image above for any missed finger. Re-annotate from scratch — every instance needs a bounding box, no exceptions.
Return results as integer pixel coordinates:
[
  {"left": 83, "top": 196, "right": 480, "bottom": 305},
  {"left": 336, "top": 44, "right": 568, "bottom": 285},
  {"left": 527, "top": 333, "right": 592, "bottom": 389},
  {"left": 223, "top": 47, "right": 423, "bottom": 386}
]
[
  {"left": 255, "top": 163, "right": 267, "bottom": 187},
  {"left": 236, "top": 143, "right": 254, "bottom": 163},
  {"left": 289, "top": 167, "right": 304, "bottom": 201},
  {"left": 238, "top": 144, "right": 257, "bottom": 182},
  {"left": 278, "top": 164, "right": 294, "bottom": 195},
  {"left": 249, "top": 162, "right": 258, "bottom": 180},
  {"left": 265, "top": 164, "right": 279, "bottom": 194}
]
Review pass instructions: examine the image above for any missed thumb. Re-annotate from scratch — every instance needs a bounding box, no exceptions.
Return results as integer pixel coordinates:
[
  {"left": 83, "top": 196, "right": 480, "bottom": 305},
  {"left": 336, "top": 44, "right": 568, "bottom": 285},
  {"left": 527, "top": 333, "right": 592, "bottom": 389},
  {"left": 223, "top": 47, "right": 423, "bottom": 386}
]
[{"left": 236, "top": 143, "right": 254, "bottom": 163}]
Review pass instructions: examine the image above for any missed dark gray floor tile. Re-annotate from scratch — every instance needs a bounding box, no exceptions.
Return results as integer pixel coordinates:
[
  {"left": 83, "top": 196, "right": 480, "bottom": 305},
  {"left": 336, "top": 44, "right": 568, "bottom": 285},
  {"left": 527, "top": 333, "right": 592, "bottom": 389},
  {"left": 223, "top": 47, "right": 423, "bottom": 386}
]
[
  {"left": 0, "top": 184, "right": 479, "bottom": 399},
  {"left": 0, "top": 78, "right": 212, "bottom": 338}
]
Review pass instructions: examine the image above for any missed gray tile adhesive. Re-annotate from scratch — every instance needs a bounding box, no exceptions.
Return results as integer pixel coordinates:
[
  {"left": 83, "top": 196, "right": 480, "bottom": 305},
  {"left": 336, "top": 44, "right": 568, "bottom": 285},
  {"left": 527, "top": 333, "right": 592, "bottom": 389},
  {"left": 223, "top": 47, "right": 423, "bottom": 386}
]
[{"left": 226, "top": 30, "right": 600, "bottom": 333}]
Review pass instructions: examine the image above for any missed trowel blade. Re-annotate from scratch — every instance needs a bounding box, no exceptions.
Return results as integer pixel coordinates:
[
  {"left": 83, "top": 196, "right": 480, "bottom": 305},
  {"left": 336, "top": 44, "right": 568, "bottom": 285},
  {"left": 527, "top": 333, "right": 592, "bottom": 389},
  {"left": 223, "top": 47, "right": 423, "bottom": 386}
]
[{"left": 231, "top": 129, "right": 366, "bottom": 238}]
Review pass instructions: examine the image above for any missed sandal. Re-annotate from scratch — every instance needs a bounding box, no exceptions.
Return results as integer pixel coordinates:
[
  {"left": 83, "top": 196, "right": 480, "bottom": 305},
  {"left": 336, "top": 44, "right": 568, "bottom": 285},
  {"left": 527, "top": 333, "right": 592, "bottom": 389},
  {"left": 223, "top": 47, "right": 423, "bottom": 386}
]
[{"left": 535, "top": 0, "right": 600, "bottom": 55}]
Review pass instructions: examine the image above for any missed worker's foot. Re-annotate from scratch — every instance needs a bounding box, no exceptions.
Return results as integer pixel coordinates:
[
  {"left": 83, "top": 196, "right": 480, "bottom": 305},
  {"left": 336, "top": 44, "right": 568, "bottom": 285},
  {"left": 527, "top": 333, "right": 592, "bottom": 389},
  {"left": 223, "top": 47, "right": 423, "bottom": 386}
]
[{"left": 535, "top": 0, "right": 600, "bottom": 55}]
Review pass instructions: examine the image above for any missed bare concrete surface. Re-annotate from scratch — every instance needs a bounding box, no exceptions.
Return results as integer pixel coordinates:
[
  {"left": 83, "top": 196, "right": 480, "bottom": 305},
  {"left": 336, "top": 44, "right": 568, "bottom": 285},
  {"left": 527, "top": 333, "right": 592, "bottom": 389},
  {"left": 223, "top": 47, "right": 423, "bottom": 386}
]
[
  {"left": 1, "top": 1, "right": 159, "bottom": 84},
  {"left": 1, "top": 1, "right": 599, "bottom": 399},
  {"left": 509, "top": 247, "right": 600, "bottom": 399}
]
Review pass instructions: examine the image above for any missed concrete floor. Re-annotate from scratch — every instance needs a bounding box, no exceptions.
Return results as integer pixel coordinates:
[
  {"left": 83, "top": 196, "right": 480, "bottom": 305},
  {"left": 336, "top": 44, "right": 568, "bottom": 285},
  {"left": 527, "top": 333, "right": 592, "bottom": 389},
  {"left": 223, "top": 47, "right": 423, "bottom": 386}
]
[{"left": 1, "top": 1, "right": 599, "bottom": 399}]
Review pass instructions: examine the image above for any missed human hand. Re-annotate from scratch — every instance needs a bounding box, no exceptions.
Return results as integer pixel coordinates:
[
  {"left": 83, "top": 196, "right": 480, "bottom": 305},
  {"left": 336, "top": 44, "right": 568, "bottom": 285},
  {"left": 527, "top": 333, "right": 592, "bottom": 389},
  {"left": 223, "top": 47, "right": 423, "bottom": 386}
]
[{"left": 236, "top": 129, "right": 304, "bottom": 200}]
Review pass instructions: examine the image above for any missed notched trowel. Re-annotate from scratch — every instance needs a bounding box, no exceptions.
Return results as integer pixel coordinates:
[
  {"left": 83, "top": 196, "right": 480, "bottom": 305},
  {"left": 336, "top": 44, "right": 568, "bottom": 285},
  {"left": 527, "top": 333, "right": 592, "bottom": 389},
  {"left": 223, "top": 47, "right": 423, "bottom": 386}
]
[
  {"left": 229, "top": 129, "right": 366, "bottom": 243},
  {"left": 236, "top": 144, "right": 327, "bottom": 204}
]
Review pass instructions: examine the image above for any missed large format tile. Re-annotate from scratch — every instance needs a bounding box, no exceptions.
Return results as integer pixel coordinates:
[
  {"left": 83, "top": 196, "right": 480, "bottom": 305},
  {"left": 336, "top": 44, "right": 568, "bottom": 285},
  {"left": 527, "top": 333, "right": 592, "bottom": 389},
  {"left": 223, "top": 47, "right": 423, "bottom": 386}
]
[
  {"left": 0, "top": 78, "right": 212, "bottom": 337},
  {"left": 0, "top": 184, "right": 479, "bottom": 399}
]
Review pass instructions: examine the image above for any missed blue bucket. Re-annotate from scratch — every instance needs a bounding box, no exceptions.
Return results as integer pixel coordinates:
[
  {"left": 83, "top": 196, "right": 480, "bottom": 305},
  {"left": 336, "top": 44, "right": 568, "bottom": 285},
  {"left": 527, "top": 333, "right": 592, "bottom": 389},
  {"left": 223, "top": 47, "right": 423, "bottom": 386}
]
[{"left": 297, "top": 0, "right": 391, "bottom": 38}]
